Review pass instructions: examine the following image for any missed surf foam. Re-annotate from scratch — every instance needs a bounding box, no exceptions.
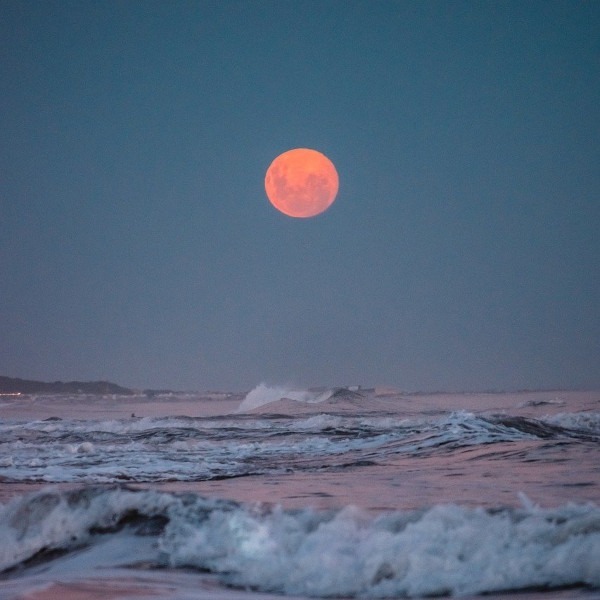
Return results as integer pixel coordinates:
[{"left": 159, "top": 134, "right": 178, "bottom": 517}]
[
  {"left": 2, "top": 487, "right": 599, "bottom": 597},
  {"left": 160, "top": 494, "right": 600, "bottom": 597}
]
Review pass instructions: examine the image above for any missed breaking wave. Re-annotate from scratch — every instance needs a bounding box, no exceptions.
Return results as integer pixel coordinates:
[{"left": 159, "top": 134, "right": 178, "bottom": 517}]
[
  {"left": 236, "top": 383, "right": 333, "bottom": 412},
  {"left": 1, "top": 486, "right": 599, "bottom": 597},
  {"left": 1, "top": 410, "right": 598, "bottom": 484}
]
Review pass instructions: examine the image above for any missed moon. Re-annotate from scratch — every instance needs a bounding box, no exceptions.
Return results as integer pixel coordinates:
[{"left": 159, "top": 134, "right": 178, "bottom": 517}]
[{"left": 265, "top": 148, "right": 339, "bottom": 218}]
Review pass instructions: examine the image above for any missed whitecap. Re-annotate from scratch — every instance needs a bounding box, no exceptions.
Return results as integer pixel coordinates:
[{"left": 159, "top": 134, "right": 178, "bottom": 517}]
[{"left": 236, "top": 383, "right": 323, "bottom": 412}]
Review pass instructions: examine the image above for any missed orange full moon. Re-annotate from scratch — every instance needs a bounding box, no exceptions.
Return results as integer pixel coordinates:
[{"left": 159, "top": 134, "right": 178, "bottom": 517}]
[{"left": 264, "top": 148, "right": 339, "bottom": 218}]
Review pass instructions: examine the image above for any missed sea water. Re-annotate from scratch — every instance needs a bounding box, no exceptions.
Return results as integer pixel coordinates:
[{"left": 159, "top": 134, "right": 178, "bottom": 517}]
[{"left": 0, "top": 387, "right": 598, "bottom": 599}]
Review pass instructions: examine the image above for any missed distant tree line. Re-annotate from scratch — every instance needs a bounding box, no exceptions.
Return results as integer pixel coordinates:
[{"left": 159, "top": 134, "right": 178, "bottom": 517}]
[{"left": 0, "top": 376, "right": 134, "bottom": 395}]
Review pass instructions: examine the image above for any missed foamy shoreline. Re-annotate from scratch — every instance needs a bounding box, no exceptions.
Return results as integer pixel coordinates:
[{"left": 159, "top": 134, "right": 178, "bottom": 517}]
[{"left": 1, "top": 389, "right": 599, "bottom": 600}]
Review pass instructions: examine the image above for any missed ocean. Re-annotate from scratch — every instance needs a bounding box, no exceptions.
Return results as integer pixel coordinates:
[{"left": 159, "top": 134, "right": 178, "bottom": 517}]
[{"left": 0, "top": 386, "right": 599, "bottom": 600}]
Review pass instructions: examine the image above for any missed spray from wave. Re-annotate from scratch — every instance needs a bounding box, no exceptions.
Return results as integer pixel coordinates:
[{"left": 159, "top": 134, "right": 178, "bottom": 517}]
[{"left": 236, "top": 383, "right": 332, "bottom": 413}]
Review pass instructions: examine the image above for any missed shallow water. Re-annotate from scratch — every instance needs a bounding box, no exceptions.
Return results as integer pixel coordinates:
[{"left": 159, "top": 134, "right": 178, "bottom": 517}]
[{"left": 0, "top": 387, "right": 599, "bottom": 599}]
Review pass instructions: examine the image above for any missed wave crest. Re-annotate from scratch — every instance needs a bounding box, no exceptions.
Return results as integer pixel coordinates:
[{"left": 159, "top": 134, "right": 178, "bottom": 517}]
[
  {"left": 236, "top": 383, "right": 330, "bottom": 413},
  {"left": 2, "top": 486, "right": 599, "bottom": 597}
]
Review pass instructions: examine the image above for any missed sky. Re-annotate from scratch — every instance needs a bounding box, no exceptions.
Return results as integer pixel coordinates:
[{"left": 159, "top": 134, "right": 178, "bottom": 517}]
[{"left": 1, "top": 0, "right": 598, "bottom": 392}]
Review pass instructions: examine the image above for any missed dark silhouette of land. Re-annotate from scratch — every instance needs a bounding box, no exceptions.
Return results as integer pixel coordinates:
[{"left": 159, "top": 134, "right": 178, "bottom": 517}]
[{"left": 0, "top": 376, "right": 134, "bottom": 395}]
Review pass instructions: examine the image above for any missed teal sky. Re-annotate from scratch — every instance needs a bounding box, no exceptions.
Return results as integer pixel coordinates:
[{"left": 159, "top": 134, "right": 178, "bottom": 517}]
[{"left": 1, "top": 1, "right": 598, "bottom": 391}]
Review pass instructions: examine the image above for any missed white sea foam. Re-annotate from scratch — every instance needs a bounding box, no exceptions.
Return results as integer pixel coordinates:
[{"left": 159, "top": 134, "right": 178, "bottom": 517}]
[
  {"left": 0, "top": 487, "right": 174, "bottom": 572},
  {"left": 2, "top": 487, "right": 599, "bottom": 598},
  {"left": 1, "top": 390, "right": 599, "bottom": 599},
  {"left": 1, "top": 409, "right": 598, "bottom": 484},
  {"left": 546, "top": 411, "right": 600, "bottom": 435},
  {"left": 162, "top": 498, "right": 600, "bottom": 597}
]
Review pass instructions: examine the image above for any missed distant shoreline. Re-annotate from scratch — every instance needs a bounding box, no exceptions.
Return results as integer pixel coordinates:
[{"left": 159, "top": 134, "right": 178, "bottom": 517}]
[
  {"left": 0, "top": 376, "right": 135, "bottom": 396},
  {"left": 0, "top": 375, "right": 593, "bottom": 397}
]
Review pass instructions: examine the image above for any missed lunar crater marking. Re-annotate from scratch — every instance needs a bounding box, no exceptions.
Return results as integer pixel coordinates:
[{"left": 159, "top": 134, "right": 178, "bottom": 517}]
[{"left": 265, "top": 148, "right": 339, "bottom": 218}]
